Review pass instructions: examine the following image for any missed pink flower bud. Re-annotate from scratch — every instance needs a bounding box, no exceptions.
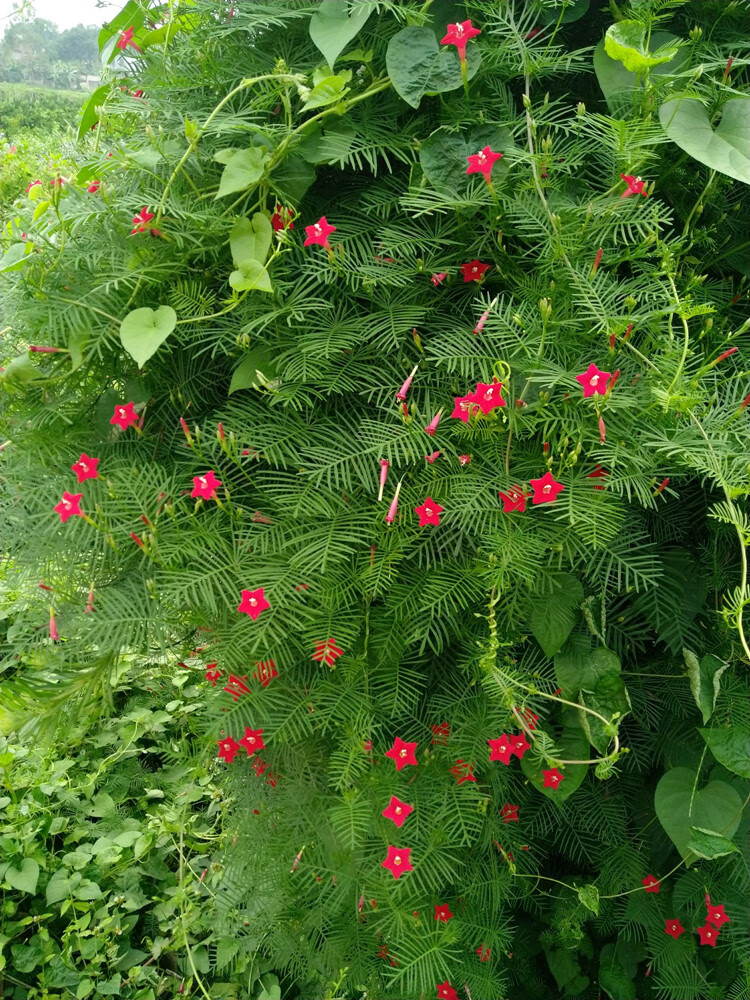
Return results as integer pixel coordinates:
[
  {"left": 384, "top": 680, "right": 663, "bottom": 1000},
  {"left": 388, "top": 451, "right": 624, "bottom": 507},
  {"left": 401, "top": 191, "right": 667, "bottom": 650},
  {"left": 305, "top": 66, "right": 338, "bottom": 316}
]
[
  {"left": 378, "top": 458, "right": 390, "bottom": 501},
  {"left": 385, "top": 480, "right": 402, "bottom": 523},
  {"left": 654, "top": 477, "right": 669, "bottom": 496},
  {"left": 179, "top": 417, "right": 192, "bottom": 443},
  {"left": 424, "top": 410, "right": 442, "bottom": 436},
  {"left": 473, "top": 306, "right": 491, "bottom": 335},
  {"left": 598, "top": 416, "right": 606, "bottom": 443},
  {"left": 395, "top": 365, "right": 418, "bottom": 401},
  {"left": 592, "top": 246, "right": 603, "bottom": 275},
  {"left": 29, "top": 345, "right": 63, "bottom": 353},
  {"left": 49, "top": 609, "right": 59, "bottom": 641},
  {"left": 85, "top": 584, "right": 95, "bottom": 613},
  {"left": 218, "top": 421, "right": 226, "bottom": 442}
]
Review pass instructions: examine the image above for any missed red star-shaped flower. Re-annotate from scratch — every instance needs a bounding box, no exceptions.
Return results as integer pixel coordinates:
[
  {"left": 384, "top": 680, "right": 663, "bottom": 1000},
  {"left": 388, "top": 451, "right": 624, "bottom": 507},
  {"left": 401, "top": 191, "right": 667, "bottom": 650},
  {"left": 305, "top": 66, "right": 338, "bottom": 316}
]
[
  {"left": 697, "top": 922, "right": 720, "bottom": 947},
  {"left": 430, "top": 272, "right": 447, "bottom": 286},
  {"left": 476, "top": 944, "right": 491, "bottom": 962},
  {"left": 381, "top": 845, "right": 412, "bottom": 879},
  {"left": 71, "top": 453, "right": 99, "bottom": 483},
  {"left": 529, "top": 471, "right": 565, "bottom": 505},
  {"left": 110, "top": 401, "right": 139, "bottom": 430},
  {"left": 451, "top": 393, "right": 478, "bottom": 422},
  {"left": 542, "top": 767, "right": 565, "bottom": 789},
  {"left": 131, "top": 206, "right": 154, "bottom": 234},
  {"left": 472, "top": 380, "right": 506, "bottom": 414},
  {"left": 434, "top": 903, "right": 454, "bottom": 923},
  {"left": 116, "top": 26, "right": 139, "bottom": 50},
  {"left": 460, "top": 259, "right": 490, "bottom": 282},
  {"left": 382, "top": 795, "right": 414, "bottom": 828},
  {"left": 488, "top": 734, "right": 513, "bottom": 764},
  {"left": 238, "top": 727, "right": 266, "bottom": 756},
  {"left": 217, "top": 736, "right": 240, "bottom": 763},
  {"left": 620, "top": 174, "right": 648, "bottom": 199},
  {"left": 500, "top": 803, "right": 519, "bottom": 823},
  {"left": 304, "top": 216, "right": 336, "bottom": 248},
  {"left": 385, "top": 736, "right": 418, "bottom": 770},
  {"left": 270, "top": 203, "right": 294, "bottom": 231},
  {"left": 586, "top": 464, "right": 609, "bottom": 490},
  {"left": 54, "top": 491, "right": 84, "bottom": 523},
  {"left": 440, "top": 19, "right": 481, "bottom": 61},
  {"left": 87, "top": 180, "right": 100, "bottom": 193},
  {"left": 706, "top": 901, "right": 730, "bottom": 928},
  {"left": 466, "top": 146, "right": 503, "bottom": 182},
  {"left": 205, "top": 665, "right": 222, "bottom": 685},
  {"left": 508, "top": 733, "right": 531, "bottom": 759},
  {"left": 575, "top": 363, "right": 612, "bottom": 398},
  {"left": 665, "top": 918, "right": 685, "bottom": 939},
  {"left": 436, "top": 981, "right": 459, "bottom": 1000},
  {"left": 191, "top": 470, "right": 222, "bottom": 499},
  {"left": 499, "top": 486, "right": 529, "bottom": 513},
  {"left": 415, "top": 497, "right": 443, "bottom": 527},
  {"left": 641, "top": 874, "right": 660, "bottom": 893},
  {"left": 237, "top": 587, "right": 270, "bottom": 620}
]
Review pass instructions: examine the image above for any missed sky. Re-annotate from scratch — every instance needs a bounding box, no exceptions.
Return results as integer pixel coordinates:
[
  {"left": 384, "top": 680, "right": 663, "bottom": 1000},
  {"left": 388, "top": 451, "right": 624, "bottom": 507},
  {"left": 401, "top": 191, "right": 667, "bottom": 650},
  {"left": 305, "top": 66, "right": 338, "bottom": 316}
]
[{"left": 1, "top": 0, "right": 112, "bottom": 30}]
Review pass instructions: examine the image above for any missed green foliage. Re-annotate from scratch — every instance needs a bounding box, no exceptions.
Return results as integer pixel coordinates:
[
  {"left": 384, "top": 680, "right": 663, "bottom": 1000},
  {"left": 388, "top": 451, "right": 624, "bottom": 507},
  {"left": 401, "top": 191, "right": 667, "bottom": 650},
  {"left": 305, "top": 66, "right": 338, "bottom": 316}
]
[{"left": 1, "top": 0, "right": 749, "bottom": 997}]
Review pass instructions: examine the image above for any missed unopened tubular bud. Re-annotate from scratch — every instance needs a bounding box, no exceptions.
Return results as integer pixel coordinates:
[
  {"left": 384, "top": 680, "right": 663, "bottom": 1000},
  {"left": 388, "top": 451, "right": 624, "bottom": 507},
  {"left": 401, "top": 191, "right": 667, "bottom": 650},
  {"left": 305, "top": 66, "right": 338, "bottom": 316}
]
[
  {"left": 598, "top": 416, "right": 606, "bottom": 443},
  {"left": 424, "top": 411, "right": 442, "bottom": 436},
  {"left": 396, "top": 365, "right": 418, "bottom": 401},
  {"left": 385, "top": 480, "right": 402, "bottom": 523},
  {"left": 378, "top": 459, "right": 389, "bottom": 502},
  {"left": 180, "top": 417, "right": 192, "bottom": 444},
  {"left": 49, "top": 608, "right": 59, "bottom": 641}
]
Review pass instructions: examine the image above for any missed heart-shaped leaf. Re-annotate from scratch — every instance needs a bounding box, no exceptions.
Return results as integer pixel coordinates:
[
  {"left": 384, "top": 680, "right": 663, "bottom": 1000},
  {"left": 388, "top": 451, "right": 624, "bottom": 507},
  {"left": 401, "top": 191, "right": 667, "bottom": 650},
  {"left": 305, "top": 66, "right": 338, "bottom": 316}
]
[
  {"left": 269, "top": 154, "right": 316, "bottom": 204},
  {"left": 302, "top": 75, "right": 350, "bottom": 110},
  {"left": 683, "top": 649, "right": 729, "bottom": 723},
  {"left": 699, "top": 726, "right": 750, "bottom": 778},
  {"left": 214, "top": 147, "right": 267, "bottom": 198},
  {"left": 593, "top": 31, "right": 688, "bottom": 116},
  {"left": 538, "top": 0, "right": 590, "bottom": 24},
  {"left": 77, "top": 82, "right": 110, "bottom": 140},
  {"left": 230, "top": 214, "right": 272, "bottom": 267},
  {"left": 555, "top": 642, "right": 620, "bottom": 699},
  {"left": 229, "top": 259, "right": 273, "bottom": 294},
  {"left": 578, "top": 883, "right": 599, "bottom": 914},
  {"left": 654, "top": 767, "right": 742, "bottom": 861},
  {"left": 386, "top": 26, "right": 481, "bottom": 109},
  {"left": 521, "top": 715, "right": 590, "bottom": 804},
  {"left": 578, "top": 671, "right": 631, "bottom": 754},
  {"left": 120, "top": 305, "right": 177, "bottom": 367},
  {"left": 309, "top": 0, "right": 372, "bottom": 69},
  {"left": 420, "top": 125, "right": 514, "bottom": 195},
  {"left": 5, "top": 858, "right": 40, "bottom": 894},
  {"left": 659, "top": 96, "right": 750, "bottom": 186},
  {"left": 527, "top": 574, "right": 584, "bottom": 658},
  {"left": 299, "top": 119, "right": 356, "bottom": 164},
  {"left": 604, "top": 20, "right": 680, "bottom": 74}
]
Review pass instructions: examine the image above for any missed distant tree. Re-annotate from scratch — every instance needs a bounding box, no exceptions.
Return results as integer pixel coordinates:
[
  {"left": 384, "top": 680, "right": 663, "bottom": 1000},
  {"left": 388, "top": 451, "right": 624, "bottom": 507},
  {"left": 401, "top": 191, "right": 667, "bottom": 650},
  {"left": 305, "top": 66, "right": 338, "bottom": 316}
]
[{"left": 0, "top": 18, "right": 99, "bottom": 88}]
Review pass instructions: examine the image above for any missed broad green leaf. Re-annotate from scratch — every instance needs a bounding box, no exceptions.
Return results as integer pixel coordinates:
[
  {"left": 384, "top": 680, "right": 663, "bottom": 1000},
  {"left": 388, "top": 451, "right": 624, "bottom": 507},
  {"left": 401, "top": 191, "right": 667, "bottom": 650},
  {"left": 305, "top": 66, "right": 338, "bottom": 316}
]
[
  {"left": 229, "top": 259, "right": 273, "bottom": 293},
  {"left": 228, "top": 347, "right": 280, "bottom": 394},
  {"left": 1, "top": 354, "right": 43, "bottom": 389},
  {"left": 521, "top": 716, "right": 589, "bottom": 804},
  {"left": 214, "top": 147, "right": 267, "bottom": 198},
  {"left": 544, "top": 948, "right": 587, "bottom": 991},
  {"left": 74, "top": 879, "right": 102, "bottom": 900},
  {"left": 77, "top": 83, "right": 110, "bottom": 140},
  {"left": 578, "top": 883, "right": 599, "bottom": 915},
  {"left": 141, "top": 18, "right": 185, "bottom": 50},
  {"left": 527, "top": 574, "right": 584, "bottom": 658},
  {"left": 68, "top": 330, "right": 87, "bottom": 372},
  {"left": 97, "top": 974, "right": 122, "bottom": 995},
  {"left": 309, "top": 0, "right": 372, "bottom": 68},
  {"left": 659, "top": 97, "right": 750, "bottom": 186},
  {"left": 654, "top": 766, "right": 742, "bottom": 860},
  {"left": 699, "top": 727, "right": 750, "bottom": 778},
  {"left": 269, "top": 154, "right": 316, "bottom": 203},
  {"left": 599, "top": 966, "right": 636, "bottom": 1000},
  {"left": 302, "top": 75, "right": 350, "bottom": 110},
  {"left": 687, "top": 826, "right": 740, "bottom": 860},
  {"left": 604, "top": 20, "right": 680, "bottom": 74},
  {"left": 419, "top": 132, "right": 467, "bottom": 194},
  {"left": 46, "top": 869, "right": 73, "bottom": 904},
  {"left": 230, "top": 214, "right": 273, "bottom": 267},
  {"left": 555, "top": 642, "right": 620, "bottom": 698},
  {"left": 120, "top": 306, "right": 177, "bottom": 368},
  {"left": 386, "top": 25, "right": 481, "bottom": 109},
  {"left": 683, "top": 649, "right": 729, "bottom": 723},
  {"left": 0, "top": 243, "right": 30, "bottom": 273},
  {"left": 579, "top": 671, "right": 631, "bottom": 754},
  {"left": 33, "top": 199, "right": 50, "bottom": 221},
  {"left": 5, "top": 858, "right": 40, "bottom": 894},
  {"left": 594, "top": 32, "right": 687, "bottom": 115}
]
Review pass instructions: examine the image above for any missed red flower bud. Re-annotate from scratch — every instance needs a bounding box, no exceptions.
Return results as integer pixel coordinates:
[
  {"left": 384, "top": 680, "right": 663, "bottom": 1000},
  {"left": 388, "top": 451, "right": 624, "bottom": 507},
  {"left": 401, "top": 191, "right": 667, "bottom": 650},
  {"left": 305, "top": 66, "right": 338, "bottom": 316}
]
[{"left": 592, "top": 247, "right": 603, "bottom": 275}]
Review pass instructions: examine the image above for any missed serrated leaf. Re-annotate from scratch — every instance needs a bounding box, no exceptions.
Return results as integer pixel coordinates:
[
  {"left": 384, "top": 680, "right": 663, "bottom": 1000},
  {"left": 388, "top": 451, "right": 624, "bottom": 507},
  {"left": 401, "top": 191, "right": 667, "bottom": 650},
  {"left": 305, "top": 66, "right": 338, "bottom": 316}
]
[
  {"left": 230, "top": 214, "right": 272, "bottom": 267},
  {"left": 659, "top": 97, "right": 750, "bottom": 186},
  {"left": 687, "top": 826, "right": 739, "bottom": 860},
  {"left": 699, "top": 727, "right": 750, "bottom": 778},
  {"left": 604, "top": 20, "right": 679, "bottom": 74},
  {"left": 229, "top": 258, "right": 273, "bottom": 293},
  {"left": 654, "top": 767, "right": 742, "bottom": 861},
  {"left": 120, "top": 306, "right": 177, "bottom": 367},
  {"left": 214, "top": 148, "right": 267, "bottom": 198},
  {"left": 683, "top": 649, "right": 729, "bottom": 724},
  {"left": 528, "top": 575, "right": 584, "bottom": 658},
  {"left": 386, "top": 25, "right": 481, "bottom": 109},
  {"left": 309, "top": 0, "right": 372, "bottom": 69}
]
